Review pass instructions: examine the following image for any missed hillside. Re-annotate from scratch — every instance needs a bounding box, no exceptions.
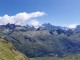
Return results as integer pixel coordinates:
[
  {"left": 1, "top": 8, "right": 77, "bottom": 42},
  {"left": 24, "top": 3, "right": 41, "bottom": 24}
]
[{"left": 0, "top": 38, "right": 28, "bottom": 60}]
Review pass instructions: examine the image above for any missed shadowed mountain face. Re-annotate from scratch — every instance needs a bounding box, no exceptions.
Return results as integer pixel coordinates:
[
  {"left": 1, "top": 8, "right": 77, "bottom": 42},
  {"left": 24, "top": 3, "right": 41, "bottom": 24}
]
[{"left": 0, "top": 23, "right": 80, "bottom": 58}]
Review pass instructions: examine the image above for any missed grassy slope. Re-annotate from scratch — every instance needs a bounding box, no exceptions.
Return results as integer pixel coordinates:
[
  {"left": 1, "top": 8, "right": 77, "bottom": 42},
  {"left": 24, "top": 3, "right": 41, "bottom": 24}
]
[{"left": 0, "top": 38, "right": 28, "bottom": 60}]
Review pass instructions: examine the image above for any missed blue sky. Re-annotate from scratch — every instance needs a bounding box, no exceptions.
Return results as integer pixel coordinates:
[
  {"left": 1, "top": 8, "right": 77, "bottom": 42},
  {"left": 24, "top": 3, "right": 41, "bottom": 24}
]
[{"left": 0, "top": 0, "right": 80, "bottom": 27}]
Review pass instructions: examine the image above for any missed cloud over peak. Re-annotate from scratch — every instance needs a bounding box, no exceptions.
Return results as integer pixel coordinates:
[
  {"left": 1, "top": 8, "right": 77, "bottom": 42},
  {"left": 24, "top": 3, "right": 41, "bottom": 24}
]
[
  {"left": 68, "top": 24, "right": 77, "bottom": 28},
  {"left": 0, "top": 11, "right": 45, "bottom": 27}
]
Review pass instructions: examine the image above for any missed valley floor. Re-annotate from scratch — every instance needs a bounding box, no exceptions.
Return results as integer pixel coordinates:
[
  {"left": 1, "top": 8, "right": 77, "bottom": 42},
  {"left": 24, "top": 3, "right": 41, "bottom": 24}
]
[{"left": 29, "top": 55, "right": 80, "bottom": 60}]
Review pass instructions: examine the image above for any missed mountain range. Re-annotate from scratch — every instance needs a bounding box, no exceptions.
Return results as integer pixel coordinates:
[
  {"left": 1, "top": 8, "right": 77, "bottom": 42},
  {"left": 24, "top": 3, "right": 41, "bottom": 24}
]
[{"left": 0, "top": 23, "right": 80, "bottom": 60}]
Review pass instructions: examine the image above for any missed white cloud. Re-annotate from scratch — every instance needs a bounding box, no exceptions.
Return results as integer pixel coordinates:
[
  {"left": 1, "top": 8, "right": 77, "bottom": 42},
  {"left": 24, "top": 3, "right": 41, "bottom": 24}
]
[
  {"left": 29, "top": 19, "right": 41, "bottom": 28},
  {"left": 0, "top": 11, "right": 45, "bottom": 26},
  {"left": 68, "top": 24, "right": 77, "bottom": 28}
]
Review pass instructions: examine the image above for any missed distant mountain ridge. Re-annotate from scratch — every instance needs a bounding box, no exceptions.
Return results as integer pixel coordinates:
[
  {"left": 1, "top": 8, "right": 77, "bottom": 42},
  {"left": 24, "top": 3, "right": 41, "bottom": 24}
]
[
  {"left": 0, "top": 23, "right": 79, "bottom": 30},
  {"left": 0, "top": 23, "right": 70, "bottom": 30}
]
